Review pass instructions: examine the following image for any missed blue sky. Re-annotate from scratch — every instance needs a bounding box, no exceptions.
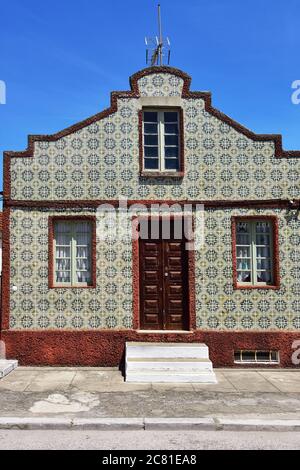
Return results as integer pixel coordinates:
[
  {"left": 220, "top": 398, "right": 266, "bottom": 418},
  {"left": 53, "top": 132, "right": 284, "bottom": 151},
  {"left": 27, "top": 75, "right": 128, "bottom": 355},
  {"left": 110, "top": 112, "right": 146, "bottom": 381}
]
[{"left": 1, "top": 0, "right": 300, "bottom": 191}]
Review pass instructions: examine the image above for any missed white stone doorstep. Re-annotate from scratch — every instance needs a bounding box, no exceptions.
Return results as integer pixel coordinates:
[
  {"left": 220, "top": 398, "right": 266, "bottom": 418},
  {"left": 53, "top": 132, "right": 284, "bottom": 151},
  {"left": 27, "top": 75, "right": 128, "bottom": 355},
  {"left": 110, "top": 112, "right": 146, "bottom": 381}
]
[{"left": 0, "top": 360, "right": 18, "bottom": 379}]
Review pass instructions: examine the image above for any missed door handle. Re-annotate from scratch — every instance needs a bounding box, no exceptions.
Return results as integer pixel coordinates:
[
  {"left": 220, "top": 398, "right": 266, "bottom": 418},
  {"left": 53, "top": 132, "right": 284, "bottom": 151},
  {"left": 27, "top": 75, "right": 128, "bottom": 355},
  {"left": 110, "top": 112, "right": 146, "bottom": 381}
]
[{"left": 164, "top": 272, "right": 168, "bottom": 276}]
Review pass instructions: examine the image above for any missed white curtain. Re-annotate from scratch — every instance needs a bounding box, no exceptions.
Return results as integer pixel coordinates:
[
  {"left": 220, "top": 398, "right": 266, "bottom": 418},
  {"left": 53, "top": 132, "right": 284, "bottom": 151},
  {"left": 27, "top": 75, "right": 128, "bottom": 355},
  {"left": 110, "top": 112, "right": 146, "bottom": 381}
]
[
  {"left": 55, "top": 222, "right": 71, "bottom": 283},
  {"left": 75, "top": 222, "right": 91, "bottom": 283},
  {"left": 55, "top": 221, "right": 91, "bottom": 284}
]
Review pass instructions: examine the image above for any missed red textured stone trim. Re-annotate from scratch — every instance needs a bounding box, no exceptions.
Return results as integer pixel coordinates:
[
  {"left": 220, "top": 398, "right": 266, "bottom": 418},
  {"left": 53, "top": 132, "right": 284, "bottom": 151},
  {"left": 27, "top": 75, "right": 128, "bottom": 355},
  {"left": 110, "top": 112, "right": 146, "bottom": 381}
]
[
  {"left": 1, "top": 329, "right": 299, "bottom": 367},
  {"left": 139, "top": 106, "right": 185, "bottom": 177},
  {"left": 4, "top": 65, "right": 300, "bottom": 200},
  {"left": 48, "top": 215, "right": 97, "bottom": 289},
  {"left": 6, "top": 199, "right": 299, "bottom": 209},
  {"left": 1, "top": 207, "right": 10, "bottom": 330},
  {"left": 232, "top": 215, "right": 280, "bottom": 290},
  {"left": 131, "top": 214, "right": 196, "bottom": 331}
]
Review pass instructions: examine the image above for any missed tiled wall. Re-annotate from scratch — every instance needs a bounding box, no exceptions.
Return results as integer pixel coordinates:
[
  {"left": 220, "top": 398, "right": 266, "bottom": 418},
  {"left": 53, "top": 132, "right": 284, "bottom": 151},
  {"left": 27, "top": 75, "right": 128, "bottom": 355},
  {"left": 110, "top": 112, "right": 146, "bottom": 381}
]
[
  {"left": 9, "top": 206, "right": 300, "bottom": 331},
  {"left": 7, "top": 70, "right": 300, "bottom": 331},
  {"left": 9, "top": 73, "right": 300, "bottom": 202}
]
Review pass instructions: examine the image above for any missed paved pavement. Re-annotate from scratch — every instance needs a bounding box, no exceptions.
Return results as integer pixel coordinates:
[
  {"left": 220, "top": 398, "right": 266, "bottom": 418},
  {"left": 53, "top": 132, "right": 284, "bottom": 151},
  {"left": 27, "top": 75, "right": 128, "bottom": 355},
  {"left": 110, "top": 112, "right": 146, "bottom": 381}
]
[
  {"left": 1, "top": 367, "right": 300, "bottom": 393},
  {"left": 0, "top": 429, "right": 300, "bottom": 450},
  {"left": 0, "top": 367, "right": 299, "bottom": 424}
]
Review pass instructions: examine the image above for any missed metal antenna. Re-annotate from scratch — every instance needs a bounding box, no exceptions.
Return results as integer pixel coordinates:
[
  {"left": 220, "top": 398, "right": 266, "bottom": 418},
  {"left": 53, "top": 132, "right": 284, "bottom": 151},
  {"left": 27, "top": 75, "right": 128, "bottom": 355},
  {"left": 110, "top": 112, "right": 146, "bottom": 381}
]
[
  {"left": 145, "top": 4, "right": 171, "bottom": 66},
  {"left": 158, "top": 4, "right": 163, "bottom": 65}
]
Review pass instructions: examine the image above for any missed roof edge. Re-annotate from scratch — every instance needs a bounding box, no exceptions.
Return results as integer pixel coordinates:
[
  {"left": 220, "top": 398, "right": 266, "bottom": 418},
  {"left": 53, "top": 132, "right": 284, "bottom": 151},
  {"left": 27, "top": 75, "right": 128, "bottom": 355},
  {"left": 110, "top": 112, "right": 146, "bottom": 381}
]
[{"left": 3, "top": 66, "right": 300, "bottom": 167}]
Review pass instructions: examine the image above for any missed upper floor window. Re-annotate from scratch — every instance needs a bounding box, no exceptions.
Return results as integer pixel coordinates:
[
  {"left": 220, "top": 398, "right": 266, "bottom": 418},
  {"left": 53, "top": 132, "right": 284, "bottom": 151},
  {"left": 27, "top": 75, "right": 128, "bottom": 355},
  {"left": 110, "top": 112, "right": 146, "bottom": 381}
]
[
  {"left": 53, "top": 220, "right": 93, "bottom": 287},
  {"left": 233, "top": 218, "right": 279, "bottom": 289},
  {"left": 143, "top": 109, "right": 180, "bottom": 172}
]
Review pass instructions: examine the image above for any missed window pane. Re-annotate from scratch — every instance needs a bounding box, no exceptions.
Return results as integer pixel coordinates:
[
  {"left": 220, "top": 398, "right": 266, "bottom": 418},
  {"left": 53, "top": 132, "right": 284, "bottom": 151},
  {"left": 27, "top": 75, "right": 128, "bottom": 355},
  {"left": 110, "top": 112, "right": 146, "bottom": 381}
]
[
  {"left": 55, "top": 222, "right": 71, "bottom": 233},
  {"left": 56, "top": 259, "right": 70, "bottom": 271},
  {"left": 256, "top": 351, "right": 270, "bottom": 361},
  {"left": 165, "top": 135, "right": 178, "bottom": 146},
  {"left": 56, "top": 271, "right": 70, "bottom": 283},
  {"left": 75, "top": 221, "right": 90, "bottom": 232},
  {"left": 270, "top": 351, "right": 278, "bottom": 361},
  {"left": 54, "top": 220, "right": 92, "bottom": 286},
  {"left": 256, "top": 222, "right": 270, "bottom": 233},
  {"left": 236, "top": 219, "right": 274, "bottom": 286},
  {"left": 236, "top": 234, "right": 250, "bottom": 245},
  {"left": 165, "top": 123, "right": 178, "bottom": 134},
  {"left": 55, "top": 232, "right": 71, "bottom": 245},
  {"left": 256, "top": 234, "right": 270, "bottom": 245},
  {"left": 77, "top": 271, "right": 90, "bottom": 283},
  {"left": 144, "top": 134, "right": 158, "bottom": 146},
  {"left": 237, "top": 271, "right": 251, "bottom": 282},
  {"left": 76, "top": 233, "right": 90, "bottom": 246},
  {"left": 236, "top": 247, "right": 250, "bottom": 258},
  {"left": 56, "top": 246, "right": 70, "bottom": 258},
  {"left": 165, "top": 147, "right": 178, "bottom": 158},
  {"left": 257, "top": 271, "right": 272, "bottom": 283},
  {"left": 256, "top": 247, "right": 271, "bottom": 258},
  {"left": 164, "top": 112, "right": 178, "bottom": 122},
  {"left": 237, "top": 259, "right": 251, "bottom": 270},
  {"left": 165, "top": 159, "right": 179, "bottom": 170},
  {"left": 144, "top": 158, "right": 159, "bottom": 170},
  {"left": 77, "top": 247, "right": 88, "bottom": 258},
  {"left": 256, "top": 259, "right": 271, "bottom": 270},
  {"left": 144, "top": 123, "right": 158, "bottom": 133},
  {"left": 76, "top": 259, "right": 89, "bottom": 270},
  {"left": 144, "top": 146, "right": 158, "bottom": 157},
  {"left": 242, "top": 351, "right": 255, "bottom": 362},
  {"left": 237, "top": 222, "right": 249, "bottom": 233},
  {"left": 144, "top": 112, "right": 157, "bottom": 122}
]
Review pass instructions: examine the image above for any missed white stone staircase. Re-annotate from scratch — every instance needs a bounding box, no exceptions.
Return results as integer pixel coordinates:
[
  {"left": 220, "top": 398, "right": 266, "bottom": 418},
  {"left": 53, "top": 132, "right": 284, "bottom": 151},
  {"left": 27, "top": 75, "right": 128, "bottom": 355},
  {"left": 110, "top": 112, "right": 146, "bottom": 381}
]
[{"left": 125, "top": 342, "right": 217, "bottom": 383}]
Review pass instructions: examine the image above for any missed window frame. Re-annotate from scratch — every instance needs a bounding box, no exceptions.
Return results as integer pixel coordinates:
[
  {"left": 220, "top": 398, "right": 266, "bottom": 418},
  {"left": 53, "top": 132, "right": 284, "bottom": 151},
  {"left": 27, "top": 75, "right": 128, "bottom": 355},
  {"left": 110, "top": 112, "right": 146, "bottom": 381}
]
[
  {"left": 49, "top": 216, "right": 96, "bottom": 289},
  {"left": 234, "top": 350, "right": 280, "bottom": 364},
  {"left": 232, "top": 216, "right": 280, "bottom": 290},
  {"left": 139, "top": 107, "right": 184, "bottom": 177}
]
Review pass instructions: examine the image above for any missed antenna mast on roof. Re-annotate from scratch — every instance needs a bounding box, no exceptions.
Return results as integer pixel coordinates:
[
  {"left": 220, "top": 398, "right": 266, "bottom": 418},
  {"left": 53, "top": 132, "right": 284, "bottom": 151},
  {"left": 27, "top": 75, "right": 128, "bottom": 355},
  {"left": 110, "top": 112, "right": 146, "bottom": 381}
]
[{"left": 145, "top": 4, "right": 171, "bottom": 66}]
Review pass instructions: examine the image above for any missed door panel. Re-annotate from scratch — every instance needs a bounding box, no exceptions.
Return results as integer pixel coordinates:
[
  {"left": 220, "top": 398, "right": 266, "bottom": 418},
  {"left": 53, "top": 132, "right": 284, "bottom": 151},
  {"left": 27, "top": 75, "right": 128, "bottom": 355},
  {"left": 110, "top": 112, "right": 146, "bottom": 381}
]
[
  {"left": 139, "top": 237, "right": 163, "bottom": 329},
  {"left": 139, "top": 219, "right": 189, "bottom": 330},
  {"left": 164, "top": 238, "right": 188, "bottom": 330}
]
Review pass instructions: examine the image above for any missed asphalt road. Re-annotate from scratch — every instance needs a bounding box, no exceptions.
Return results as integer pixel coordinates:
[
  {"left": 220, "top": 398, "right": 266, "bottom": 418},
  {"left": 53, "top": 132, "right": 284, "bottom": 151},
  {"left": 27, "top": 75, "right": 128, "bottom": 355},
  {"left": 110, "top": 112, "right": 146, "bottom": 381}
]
[{"left": 0, "top": 430, "right": 299, "bottom": 450}]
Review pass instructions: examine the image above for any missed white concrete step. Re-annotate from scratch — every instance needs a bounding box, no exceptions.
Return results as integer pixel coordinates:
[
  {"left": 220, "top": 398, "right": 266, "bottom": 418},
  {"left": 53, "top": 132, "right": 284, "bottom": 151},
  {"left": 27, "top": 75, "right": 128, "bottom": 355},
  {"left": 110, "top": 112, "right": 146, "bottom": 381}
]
[
  {"left": 126, "top": 342, "right": 209, "bottom": 359},
  {"left": 125, "top": 342, "right": 217, "bottom": 383},
  {"left": 126, "top": 357, "right": 213, "bottom": 372},
  {"left": 126, "top": 371, "right": 217, "bottom": 383},
  {"left": 0, "top": 360, "right": 18, "bottom": 379}
]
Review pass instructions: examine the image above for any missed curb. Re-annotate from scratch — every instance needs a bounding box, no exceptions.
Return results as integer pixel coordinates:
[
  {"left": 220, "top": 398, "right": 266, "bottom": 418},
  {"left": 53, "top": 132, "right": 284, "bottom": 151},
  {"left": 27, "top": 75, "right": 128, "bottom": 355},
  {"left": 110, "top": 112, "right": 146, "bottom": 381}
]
[{"left": 0, "top": 417, "right": 300, "bottom": 431}]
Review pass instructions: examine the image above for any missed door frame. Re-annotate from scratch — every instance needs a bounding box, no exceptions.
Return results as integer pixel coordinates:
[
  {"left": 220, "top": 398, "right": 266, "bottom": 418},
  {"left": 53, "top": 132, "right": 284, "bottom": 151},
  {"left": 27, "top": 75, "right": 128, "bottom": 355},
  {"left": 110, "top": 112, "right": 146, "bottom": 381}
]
[{"left": 132, "top": 214, "right": 196, "bottom": 331}]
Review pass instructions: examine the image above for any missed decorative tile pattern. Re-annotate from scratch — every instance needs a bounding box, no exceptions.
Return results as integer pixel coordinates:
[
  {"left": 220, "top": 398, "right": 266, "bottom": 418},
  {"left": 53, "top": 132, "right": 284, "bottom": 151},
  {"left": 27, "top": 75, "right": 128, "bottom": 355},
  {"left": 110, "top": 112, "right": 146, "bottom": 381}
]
[
  {"left": 195, "top": 208, "right": 300, "bottom": 331},
  {"left": 7, "top": 70, "right": 300, "bottom": 331},
  {"left": 9, "top": 206, "right": 300, "bottom": 331},
  {"left": 137, "top": 73, "right": 184, "bottom": 96},
  {"left": 10, "top": 209, "right": 134, "bottom": 330},
  {"left": 9, "top": 73, "right": 300, "bottom": 202}
]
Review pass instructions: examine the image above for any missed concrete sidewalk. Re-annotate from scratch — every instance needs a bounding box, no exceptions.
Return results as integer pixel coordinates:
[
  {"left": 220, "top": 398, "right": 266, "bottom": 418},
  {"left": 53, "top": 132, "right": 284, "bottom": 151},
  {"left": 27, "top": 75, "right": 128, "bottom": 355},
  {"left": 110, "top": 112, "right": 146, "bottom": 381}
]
[
  {"left": 1, "top": 367, "right": 300, "bottom": 393},
  {"left": 0, "top": 367, "right": 300, "bottom": 430}
]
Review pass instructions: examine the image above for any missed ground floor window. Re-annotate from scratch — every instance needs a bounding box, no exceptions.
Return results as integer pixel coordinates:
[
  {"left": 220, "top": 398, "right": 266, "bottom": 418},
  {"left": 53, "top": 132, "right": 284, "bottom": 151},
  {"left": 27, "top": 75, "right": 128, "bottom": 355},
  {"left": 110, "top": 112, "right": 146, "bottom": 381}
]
[
  {"left": 233, "top": 217, "right": 279, "bottom": 288},
  {"left": 53, "top": 220, "right": 93, "bottom": 287}
]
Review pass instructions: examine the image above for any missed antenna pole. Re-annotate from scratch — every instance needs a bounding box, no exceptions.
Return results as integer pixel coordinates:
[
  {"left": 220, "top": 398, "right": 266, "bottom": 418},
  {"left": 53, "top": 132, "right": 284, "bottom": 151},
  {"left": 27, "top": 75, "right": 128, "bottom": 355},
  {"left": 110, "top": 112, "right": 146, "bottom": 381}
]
[
  {"left": 145, "top": 3, "right": 170, "bottom": 67},
  {"left": 158, "top": 4, "right": 163, "bottom": 65}
]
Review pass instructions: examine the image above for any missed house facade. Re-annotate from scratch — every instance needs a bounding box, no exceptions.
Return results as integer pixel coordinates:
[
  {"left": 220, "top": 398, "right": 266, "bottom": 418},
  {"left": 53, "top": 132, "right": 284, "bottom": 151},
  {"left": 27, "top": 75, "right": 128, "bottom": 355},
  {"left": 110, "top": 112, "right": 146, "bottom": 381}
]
[{"left": 1, "top": 66, "right": 300, "bottom": 367}]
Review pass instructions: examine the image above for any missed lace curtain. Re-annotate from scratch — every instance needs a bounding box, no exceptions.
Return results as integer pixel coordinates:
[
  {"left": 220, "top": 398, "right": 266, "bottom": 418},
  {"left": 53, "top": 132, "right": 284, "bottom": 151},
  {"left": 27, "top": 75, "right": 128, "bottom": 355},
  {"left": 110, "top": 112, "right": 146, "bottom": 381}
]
[{"left": 55, "top": 221, "right": 91, "bottom": 284}]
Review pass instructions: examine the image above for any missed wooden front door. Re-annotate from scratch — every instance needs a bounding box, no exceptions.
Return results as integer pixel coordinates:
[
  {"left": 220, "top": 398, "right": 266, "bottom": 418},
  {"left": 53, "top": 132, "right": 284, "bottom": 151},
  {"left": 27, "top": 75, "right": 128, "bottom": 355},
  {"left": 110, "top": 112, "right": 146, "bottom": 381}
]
[{"left": 139, "top": 219, "right": 189, "bottom": 330}]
